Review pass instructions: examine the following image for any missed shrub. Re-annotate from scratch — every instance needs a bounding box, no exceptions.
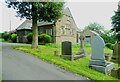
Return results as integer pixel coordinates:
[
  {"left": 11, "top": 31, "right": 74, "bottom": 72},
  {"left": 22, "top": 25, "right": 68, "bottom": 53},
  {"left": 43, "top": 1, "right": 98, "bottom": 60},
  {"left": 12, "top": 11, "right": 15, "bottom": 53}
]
[
  {"left": 105, "top": 43, "right": 114, "bottom": 50},
  {"left": 38, "top": 34, "right": 52, "bottom": 44},
  {"left": 26, "top": 33, "right": 33, "bottom": 43},
  {"left": 11, "top": 33, "right": 17, "bottom": 43},
  {"left": 2, "top": 32, "right": 11, "bottom": 41},
  {"left": 0, "top": 33, "right": 2, "bottom": 38}
]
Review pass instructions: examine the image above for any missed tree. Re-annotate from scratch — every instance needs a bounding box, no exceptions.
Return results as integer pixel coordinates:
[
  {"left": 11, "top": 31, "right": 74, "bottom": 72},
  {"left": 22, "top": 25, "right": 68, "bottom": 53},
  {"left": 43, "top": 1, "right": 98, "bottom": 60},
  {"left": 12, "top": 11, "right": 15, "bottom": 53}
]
[
  {"left": 101, "top": 30, "right": 117, "bottom": 44},
  {"left": 6, "top": 0, "right": 64, "bottom": 48},
  {"left": 2, "top": 32, "right": 11, "bottom": 41},
  {"left": 111, "top": 1, "right": 120, "bottom": 41},
  {"left": 112, "top": 2, "right": 120, "bottom": 68},
  {"left": 83, "top": 22, "right": 104, "bottom": 34}
]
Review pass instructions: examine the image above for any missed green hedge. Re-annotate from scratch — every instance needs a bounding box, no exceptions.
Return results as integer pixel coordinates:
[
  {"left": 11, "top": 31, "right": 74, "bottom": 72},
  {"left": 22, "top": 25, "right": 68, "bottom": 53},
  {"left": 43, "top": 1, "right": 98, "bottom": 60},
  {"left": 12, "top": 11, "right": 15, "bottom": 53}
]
[
  {"left": 26, "top": 33, "right": 52, "bottom": 44},
  {"left": 26, "top": 33, "right": 33, "bottom": 43},
  {"left": 38, "top": 34, "right": 52, "bottom": 44},
  {"left": 11, "top": 33, "right": 17, "bottom": 43}
]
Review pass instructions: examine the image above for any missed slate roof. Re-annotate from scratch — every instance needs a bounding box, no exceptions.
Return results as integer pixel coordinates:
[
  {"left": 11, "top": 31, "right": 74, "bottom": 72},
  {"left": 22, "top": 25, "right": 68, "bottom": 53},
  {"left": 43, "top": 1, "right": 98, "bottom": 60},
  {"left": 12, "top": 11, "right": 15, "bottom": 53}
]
[
  {"left": 16, "top": 20, "right": 32, "bottom": 30},
  {"left": 16, "top": 7, "right": 79, "bottom": 31},
  {"left": 16, "top": 20, "right": 54, "bottom": 30},
  {"left": 37, "top": 21, "right": 54, "bottom": 27}
]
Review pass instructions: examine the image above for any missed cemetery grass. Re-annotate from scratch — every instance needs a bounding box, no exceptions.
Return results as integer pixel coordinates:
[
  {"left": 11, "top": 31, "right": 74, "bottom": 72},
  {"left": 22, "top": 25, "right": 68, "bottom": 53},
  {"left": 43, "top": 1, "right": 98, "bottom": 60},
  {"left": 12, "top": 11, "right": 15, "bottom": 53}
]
[
  {"left": 14, "top": 44, "right": 119, "bottom": 81},
  {"left": 0, "top": 38, "right": 4, "bottom": 42}
]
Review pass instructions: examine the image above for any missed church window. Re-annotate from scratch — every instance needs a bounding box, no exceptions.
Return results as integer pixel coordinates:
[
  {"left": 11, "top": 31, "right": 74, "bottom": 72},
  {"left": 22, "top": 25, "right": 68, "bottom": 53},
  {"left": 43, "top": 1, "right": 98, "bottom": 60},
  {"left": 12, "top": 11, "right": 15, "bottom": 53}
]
[{"left": 46, "top": 29, "right": 53, "bottom": 35}]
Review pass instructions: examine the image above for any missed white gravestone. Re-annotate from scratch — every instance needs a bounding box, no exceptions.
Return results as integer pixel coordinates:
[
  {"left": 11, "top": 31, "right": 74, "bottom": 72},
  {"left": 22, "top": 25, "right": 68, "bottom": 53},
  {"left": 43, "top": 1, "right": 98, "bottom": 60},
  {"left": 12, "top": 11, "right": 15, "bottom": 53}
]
[
  {"left": 91, "top": 34, "right": 105, "bottom": 60},
  {"left": 88, "top": 31, "right": 114, "bottom": 74}
]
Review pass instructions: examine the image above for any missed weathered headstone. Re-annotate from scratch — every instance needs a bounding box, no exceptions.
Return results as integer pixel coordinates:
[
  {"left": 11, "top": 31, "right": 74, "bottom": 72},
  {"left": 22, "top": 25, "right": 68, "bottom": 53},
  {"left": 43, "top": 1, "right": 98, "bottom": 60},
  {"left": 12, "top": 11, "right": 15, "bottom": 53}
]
[
  {"left": 118, "top": 67, "right": 120, "bottom": 79},
  {"left": 54, "top": 50, "right": 59, "bottom": 56},
  {"left": 112, "top": 42, "right": 118, "bottom": 62},
  {"left": 111, "top": 67, "right": 120, "bottom": 79},
  {"left": 89, "top": 31, "right": 114, "bottom": 74},
  {"left": 61, "top": 41, "right": 73, "bottom": 60},
  {"left": 62, "top": 41, "right": 72, "bottom": 55},
  {"left": 76, "top": 32, "right": 86, "bottom": 57},
  {"left": 61, "top": 41, "right": 84, "bottom": 60}
]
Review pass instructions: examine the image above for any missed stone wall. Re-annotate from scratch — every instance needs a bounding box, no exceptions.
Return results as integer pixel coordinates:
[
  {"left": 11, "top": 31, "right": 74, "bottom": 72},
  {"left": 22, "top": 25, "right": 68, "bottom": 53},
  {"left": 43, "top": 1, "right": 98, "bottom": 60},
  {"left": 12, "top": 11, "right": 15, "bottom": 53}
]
[
  {"left": 55, "top": 35, "right": 76, "bottom": 44},
  {"left": 54, "top": 8, "right": 78, "bottom": 44}
]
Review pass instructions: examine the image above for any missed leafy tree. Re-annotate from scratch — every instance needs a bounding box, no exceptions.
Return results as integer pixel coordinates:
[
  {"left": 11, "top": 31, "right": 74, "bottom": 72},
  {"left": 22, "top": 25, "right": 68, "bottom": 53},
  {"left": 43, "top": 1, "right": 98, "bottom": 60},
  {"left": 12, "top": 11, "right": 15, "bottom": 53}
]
[
  {"left": 2, "top": 32, "right": 11, "bottom": 41},
  {"left": 111, "top": 2, "right": 120, "bottom": 41},
  {"left": 83, "top": 22, "right": 104, "bottom": 34},
  {"left": 101, "top": 30, "right": 117, "bottom": 44},
  {"left": 6, "top": 0, "right": 64, "bottom": 48}
]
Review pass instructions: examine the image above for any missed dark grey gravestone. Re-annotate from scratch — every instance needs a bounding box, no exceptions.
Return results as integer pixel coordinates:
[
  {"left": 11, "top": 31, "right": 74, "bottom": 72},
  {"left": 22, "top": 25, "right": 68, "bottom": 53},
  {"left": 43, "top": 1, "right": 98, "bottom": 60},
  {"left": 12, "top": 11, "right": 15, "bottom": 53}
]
[
  {"left": 61, "top": 41, "right": 73, "bottom": 60},
  {"left": 62, "top": 41, "right": 72, "bottom": 55},
  {"left": 118, "top": 67, "right": 120, "bottom": 79}
]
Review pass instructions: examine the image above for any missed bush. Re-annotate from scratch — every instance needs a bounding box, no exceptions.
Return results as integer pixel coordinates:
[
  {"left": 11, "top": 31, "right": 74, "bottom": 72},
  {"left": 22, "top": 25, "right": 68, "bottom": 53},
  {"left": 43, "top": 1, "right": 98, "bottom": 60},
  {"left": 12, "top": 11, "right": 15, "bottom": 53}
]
[
  {"left": 11, "top": 33, "right": 17, "bottom": 43},
  {"left": 106, "top": 43, "right": 114, "bottom": 50},
  {"left": 26, "top": 33, "right": 33, "bottom": 43},
  {"left": 2, "top": 32, "right": 11, "bottom": 41},
  {"left": 0, "top": 33, "right": 2, "bottom": 38},
  {"left": 38, "top": 34, "right": 52, "bottom": 44}
]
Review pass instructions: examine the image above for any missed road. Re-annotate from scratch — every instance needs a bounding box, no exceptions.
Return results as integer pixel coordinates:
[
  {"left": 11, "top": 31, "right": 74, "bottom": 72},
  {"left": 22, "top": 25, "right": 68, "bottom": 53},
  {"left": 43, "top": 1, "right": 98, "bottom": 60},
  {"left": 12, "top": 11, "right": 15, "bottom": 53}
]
[{"left": 2, "top": 42, "right": 87, "bottom": 80}]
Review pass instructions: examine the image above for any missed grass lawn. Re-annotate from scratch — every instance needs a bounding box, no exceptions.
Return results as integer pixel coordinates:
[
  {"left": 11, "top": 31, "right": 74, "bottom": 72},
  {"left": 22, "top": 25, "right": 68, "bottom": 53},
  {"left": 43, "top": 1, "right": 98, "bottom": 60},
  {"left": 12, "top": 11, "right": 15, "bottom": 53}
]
[
  {"left": 0, "top": 38, "right": 4, "bottom": 42},
  {"left": 14, "top": 44, "right": 119, "bottom": 81}
]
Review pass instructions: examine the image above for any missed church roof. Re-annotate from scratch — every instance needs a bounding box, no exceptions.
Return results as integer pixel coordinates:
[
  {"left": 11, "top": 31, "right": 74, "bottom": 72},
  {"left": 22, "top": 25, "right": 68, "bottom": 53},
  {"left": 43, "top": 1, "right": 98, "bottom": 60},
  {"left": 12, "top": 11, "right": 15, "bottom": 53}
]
[
  {"left": 62, "top": 7, "right": 73, "bottom": 17},
  {"left": 16, "top": 20, "right": 54, "bottom": 30},
  {"left": 16, "top": 7, "right": 79, "bottom": 31},
  {"left": 16, "top": 20, "right": 32, "bottom": 30}
]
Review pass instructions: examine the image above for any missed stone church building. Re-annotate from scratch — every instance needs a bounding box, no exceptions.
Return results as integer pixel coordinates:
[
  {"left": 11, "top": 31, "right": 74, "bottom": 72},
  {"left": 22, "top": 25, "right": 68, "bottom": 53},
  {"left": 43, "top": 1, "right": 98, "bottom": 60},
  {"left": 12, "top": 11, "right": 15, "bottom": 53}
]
[{"left": 16, "top": 7, "right": 80, "bottom": 44}]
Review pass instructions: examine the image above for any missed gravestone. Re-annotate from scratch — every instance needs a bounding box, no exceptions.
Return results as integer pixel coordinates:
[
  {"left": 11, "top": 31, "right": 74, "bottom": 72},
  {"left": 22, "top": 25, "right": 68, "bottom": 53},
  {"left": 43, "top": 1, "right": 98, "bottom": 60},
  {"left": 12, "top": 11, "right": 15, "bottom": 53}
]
[
  {"left": 111, "top": 67, "right": 120, "bottom": 79},
  {"left": 54, "top": 50, "right": 59, "bottom": 56},
  {"left": 61, "top": 41, "right": 73, "bottom": 60},
  {"left": 112, "top": 42, "right": 118, "bottom": 62},
  {"left": 76, "top": 32, "right": 86, "bottom": 57},
  {"left": 62, "top": 41, "right": 72, "bottom": 55},
  {"left": 89, "top": 31, "right": 114, "bottom": 74},
  {"left": 61, "top": 41, "right": 84, "bottom": 60}
]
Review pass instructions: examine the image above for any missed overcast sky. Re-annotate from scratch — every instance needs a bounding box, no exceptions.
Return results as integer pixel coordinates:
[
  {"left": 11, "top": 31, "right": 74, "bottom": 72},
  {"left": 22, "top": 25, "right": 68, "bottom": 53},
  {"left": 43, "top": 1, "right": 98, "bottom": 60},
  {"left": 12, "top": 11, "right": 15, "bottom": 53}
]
[{"left": 0, "top": 0, "right": 119, "bottom": 32}]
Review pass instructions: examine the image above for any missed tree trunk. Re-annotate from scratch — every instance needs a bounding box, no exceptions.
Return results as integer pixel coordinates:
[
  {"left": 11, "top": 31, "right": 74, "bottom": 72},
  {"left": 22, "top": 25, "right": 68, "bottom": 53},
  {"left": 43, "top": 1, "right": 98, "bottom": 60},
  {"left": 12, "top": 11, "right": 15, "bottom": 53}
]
[{"left": 31, "top": 3, "right": 38, "bottom": 49}]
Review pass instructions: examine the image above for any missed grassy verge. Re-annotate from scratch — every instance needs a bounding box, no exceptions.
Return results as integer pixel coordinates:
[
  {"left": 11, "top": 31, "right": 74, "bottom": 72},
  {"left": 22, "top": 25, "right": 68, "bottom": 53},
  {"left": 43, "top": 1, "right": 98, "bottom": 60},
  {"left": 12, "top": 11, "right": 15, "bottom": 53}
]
[
  {"left": 14, "top": 44, "right": 119, "bottom": 81},
  {"left": 0, "top": 38, "right": 4, "bottom": 42}
]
